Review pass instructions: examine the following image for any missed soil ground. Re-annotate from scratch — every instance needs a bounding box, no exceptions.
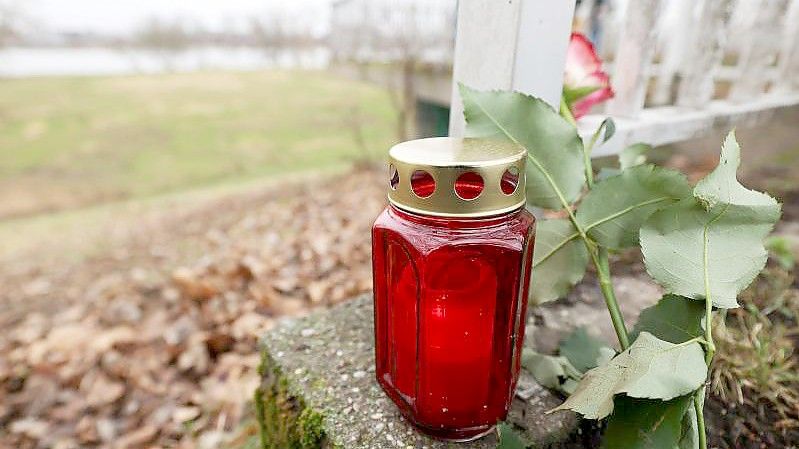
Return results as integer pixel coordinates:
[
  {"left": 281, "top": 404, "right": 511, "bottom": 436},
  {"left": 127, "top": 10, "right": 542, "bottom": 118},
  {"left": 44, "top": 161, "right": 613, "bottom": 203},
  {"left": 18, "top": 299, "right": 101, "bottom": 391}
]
[
  {"left": 0, "top": 169, "right": 384, "bottom": 448},
  {"left": 2, "top": 106, "right": 799, "bottom": 448},
  {"left": 3, "top": 164, "right": 798, "bottom": 448}
]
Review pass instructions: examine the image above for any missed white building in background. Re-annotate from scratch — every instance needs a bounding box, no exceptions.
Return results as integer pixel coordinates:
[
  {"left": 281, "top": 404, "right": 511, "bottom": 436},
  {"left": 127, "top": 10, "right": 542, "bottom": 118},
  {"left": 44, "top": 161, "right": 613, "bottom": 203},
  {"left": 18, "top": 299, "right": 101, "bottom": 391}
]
[{"left": 329, "top": 0, "right": 455, "bottom": 67}]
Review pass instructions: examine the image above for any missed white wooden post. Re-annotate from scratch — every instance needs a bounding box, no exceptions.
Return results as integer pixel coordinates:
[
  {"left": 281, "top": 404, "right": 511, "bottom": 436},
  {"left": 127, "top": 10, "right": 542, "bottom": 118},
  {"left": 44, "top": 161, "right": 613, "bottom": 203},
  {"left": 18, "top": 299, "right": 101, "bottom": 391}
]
[
  {"left": 729, "top": 0, "right": 790, "bottom": 101},
  {"left": 606, "top": 0, "right": 663, "bottom": 117},
  {"left": 776, "top": 0, "right": 799, "bottom": 92},
  {"left": 573, "top": 0, "right": 596, "bottom": 36},
  {"left": 448, "top": 0, "right": 576, "bottom": 137},
  {"left": 651, "top": 0, "right": 694, "bottom": 105},
  {"left": 676, "top": 0, "right": 733, "bottom": 108}
]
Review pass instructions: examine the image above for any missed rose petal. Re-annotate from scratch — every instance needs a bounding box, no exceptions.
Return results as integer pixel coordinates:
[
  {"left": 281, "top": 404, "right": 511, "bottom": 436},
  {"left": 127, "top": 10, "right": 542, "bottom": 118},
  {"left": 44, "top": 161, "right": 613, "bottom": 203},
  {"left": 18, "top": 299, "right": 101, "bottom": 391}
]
[
  {"left": 564, "top": 33, "right": 603, "bottom": 87},
  {"left": 563, "top": 32, "right": 614, "bottom": 118},
  {"left": 573, "top": 86, "right": 615, "bottom": 118}
]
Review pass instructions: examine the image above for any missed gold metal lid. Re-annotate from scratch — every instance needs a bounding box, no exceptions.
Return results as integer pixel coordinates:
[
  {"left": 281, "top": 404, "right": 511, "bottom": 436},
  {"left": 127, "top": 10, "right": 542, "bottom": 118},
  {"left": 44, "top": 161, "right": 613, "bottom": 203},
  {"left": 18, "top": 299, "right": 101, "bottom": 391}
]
[{"left": 387, "top": 137, "right": 527, "bottom": 217}]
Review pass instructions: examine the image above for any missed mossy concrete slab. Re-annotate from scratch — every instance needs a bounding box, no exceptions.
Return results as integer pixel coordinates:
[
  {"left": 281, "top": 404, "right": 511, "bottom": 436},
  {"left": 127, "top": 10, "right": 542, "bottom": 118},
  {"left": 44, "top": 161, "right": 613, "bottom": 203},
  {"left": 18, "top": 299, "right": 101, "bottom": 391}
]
[{"left": 255, "top": 294, "right": 579, "bottom": 449}]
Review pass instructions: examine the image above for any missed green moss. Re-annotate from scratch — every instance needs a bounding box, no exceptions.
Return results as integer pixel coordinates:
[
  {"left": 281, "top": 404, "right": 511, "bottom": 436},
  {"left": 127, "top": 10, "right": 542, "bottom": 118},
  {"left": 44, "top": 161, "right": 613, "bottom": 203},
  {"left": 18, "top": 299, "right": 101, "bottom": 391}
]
[
  {"left": 298, "top": 408, "right": 325, "bottom": 449},
  {"left": 254, "top": 350, "right": 329, "bottom": 449},
  {"left": 253, "top": 387, "right": 268, "bottom": 449}
]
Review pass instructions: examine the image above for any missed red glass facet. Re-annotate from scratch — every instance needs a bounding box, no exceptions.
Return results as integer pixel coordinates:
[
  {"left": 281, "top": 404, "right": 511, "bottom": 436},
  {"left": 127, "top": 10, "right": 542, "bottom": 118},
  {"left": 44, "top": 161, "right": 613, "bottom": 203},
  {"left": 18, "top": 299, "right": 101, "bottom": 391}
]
[{"left": 372, "top": 205, "right": 535, "bottom": 441}]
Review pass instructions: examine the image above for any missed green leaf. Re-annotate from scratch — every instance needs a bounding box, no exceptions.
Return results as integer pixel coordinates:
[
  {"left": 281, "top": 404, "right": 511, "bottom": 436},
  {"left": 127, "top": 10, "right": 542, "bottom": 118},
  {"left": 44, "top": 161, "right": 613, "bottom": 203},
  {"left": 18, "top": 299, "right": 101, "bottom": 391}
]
[
  {"left": 584, "top": 118, "right": 616, "bottom": 163},
  {"left": 641, "top": 133, "right": 781, "bottom": 308},
  {"left": 631, "top": 295, "right": 705, "bottom": 344},
  {"left": 596, "top": 167, "right": 621, "bottom": 181},
  {"left": 521, "top": 349, "right": 581, "bottom": 394},
  {"left": 576, "top": 165, "right": 691, "bottom": 249},
  {"left": 619, "top": 143, "right": 652, "bottom": 170},
  {"left": 559, "top": 327, "right": 613, "bottom": 373},
  {"left": 530, "top": 219, "right": 589, "bottom": 304},
  {"left": 641, "top": 198, "right": 779, "bottom": 308},
  {"left": 601, "top": 118, "right": 616, "bottom": 144},
  {"left": 552, "top": 332, "right": 706, "bottom": 419},
  {"left": 460, "top": 85, "right": 586, "bottom": 210},
  {"left": 497, "top": 422, "right": 526, "bottom": 449},
  {"left": 694, "top": 131, "right": 778, "bottom": 212},
  {"left": 765, "top": 235, "right": 796, "bottom": 270},
  {"left": 679, "top": 396, "right": 701, "bottom": 449},
  {"left": 522, "top": 351, "right": 566, "bottom": 389},
  {"left": 602, "top": 394, "right": 694, "bottom": 449}
]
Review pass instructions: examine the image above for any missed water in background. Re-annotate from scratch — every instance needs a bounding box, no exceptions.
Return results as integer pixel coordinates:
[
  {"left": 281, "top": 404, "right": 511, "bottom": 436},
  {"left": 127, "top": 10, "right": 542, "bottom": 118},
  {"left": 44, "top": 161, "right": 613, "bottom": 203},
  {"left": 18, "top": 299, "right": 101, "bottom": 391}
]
[{"left": 0, "top": 46, "right": 330, "bottom": 77}]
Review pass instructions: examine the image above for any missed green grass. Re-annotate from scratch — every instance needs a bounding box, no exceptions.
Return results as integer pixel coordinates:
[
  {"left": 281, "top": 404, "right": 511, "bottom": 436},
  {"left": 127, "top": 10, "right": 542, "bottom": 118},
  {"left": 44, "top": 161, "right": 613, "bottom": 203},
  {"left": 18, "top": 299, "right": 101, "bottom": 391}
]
[{"left": 0, "top": 70, "right": 396, "bottom": 218}]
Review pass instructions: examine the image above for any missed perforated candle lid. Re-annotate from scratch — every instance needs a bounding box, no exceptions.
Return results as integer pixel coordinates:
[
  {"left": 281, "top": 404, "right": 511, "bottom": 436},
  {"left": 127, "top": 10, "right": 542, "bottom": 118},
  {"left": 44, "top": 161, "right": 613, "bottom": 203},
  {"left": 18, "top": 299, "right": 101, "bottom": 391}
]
[{"left": 387, "top": 137, "right": 527, "bottom": 217}]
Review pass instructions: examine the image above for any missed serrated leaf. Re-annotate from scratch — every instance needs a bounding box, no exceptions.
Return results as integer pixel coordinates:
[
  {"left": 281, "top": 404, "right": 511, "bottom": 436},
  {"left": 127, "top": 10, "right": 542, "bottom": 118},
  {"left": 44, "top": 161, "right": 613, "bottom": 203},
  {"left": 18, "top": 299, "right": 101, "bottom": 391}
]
[
  {"left": 602, "top": 394, "right": 694, "bottom": 449},
  {"left": 460, "top": 85, "right": 586, "bottom": 210},
  {"left": 497, "top": 422, "right": 526, "bottom": 449},
  {"left": 530, "top": 219, "right": 589, "bottom": 304},
  {"left": 522, "top": 351, "right": 566, "bottom": 390},
  {"left": 552, "top": 332, "right": 706, "bottom": 419},
  {"left": 601, "top": 118, "right": 616, "bottom": 144},
  {"left": 596, "top": 346, "right": 616, "bottom": 366},
  {"left": 584, "top": 118, "right": 615, "bottom": 162},
  {"left": 694, "top": 131, "right": 778, "bottom": 212},
  {"left": 619, "top": 143, "right": 652, "bottom": 170},
  {"left": 576, "top": 165, "right": 691, "bottom": 249},
  {"left": 679, "top": 395, "right": 701, "bottom": 449},
  {"left": 562, "top": 378, "right": 579, "bottom": 395},
  {"left": 631, "top": 295, "right": 705, "bottom": 344},
  {"left": 559, "top": 327, "right": 613, "bottom": 373},
  {"left": 641, "top": 198, "right": 779, "bottom": 308},
  {"left": 521, "top": 349, "right": 581, "bottom": 394},
  {"left": 641, "top": 133, "right": 781, "bottom": 308},
  {"left": 596, "top": 167, "right": 621, "bottom": 181}
]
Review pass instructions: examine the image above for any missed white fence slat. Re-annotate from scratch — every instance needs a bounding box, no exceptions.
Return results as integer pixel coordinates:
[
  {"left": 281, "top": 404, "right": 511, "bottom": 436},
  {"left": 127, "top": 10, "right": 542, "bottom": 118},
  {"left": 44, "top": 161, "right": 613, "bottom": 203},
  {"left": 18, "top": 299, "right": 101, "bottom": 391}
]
[
  {"left": 445, "top": 0, "right": 799, "bottom": 157},
  {"left": 776, "top": 0, "right": 799, "bottom": 92},
  {"left": 651, "top": 0, "right": 695, "bottom": 105},
  {"left": 574, "top": 0, "right": 597, "bottom": 36},
  {"left": 729, "top": 0, "right": 790, "bottom": 101},
  {"left": 676, "top": 0, "right": 733, "bottom": 108},
  {"left": 448, "top": 0, "right": 575, "bottom": 137},
  {"left": 606, "top": 0, "right": 663, "bottom": 117},
  {"left": 583, "top": 92, "right": 799, "bottom": 157},
  {"left": 597, "top": 0, "right": 627, "bottom": 60}
]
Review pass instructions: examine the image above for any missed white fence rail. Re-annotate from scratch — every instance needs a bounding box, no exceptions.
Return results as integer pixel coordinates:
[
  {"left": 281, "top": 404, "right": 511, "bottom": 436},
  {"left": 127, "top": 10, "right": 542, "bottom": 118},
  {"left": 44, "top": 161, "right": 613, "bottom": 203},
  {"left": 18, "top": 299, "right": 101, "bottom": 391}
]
[{"left": 449, "top": 0, "right": 799, "bottom": 157}]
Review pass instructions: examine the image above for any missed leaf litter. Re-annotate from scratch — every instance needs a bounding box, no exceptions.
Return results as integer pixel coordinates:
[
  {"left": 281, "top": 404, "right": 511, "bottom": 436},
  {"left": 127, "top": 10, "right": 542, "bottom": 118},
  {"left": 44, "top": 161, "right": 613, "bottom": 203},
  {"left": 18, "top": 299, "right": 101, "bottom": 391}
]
[{"left": 0, "top": 168, "right": 385, "bottom": 449}]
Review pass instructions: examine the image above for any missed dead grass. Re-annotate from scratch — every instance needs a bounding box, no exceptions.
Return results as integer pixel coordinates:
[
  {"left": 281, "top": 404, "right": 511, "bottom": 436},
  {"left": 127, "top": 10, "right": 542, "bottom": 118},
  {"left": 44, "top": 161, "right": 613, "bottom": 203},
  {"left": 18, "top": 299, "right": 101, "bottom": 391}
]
[{"left": 709, "top": 265, "right": 799, "bottom": 447}]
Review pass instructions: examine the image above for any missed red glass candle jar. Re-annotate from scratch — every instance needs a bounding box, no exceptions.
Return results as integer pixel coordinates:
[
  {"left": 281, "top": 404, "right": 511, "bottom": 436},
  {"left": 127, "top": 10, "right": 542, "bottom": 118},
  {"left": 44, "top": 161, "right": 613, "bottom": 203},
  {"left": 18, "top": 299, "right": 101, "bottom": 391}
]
[{"left": 372, "top": 137, "right": 536, "bottom": 441}]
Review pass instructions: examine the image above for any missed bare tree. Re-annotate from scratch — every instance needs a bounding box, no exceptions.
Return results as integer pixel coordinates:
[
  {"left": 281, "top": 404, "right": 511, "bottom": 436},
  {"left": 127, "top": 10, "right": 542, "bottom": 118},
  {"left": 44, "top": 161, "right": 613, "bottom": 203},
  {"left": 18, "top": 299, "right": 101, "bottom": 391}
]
[
  {"left": 250, "top": 8, "right": 319, "bottom": 67},
  {"left": 250, "top": 15, "right": 286, "bottom": 63},
  {"left": 330, "top": 0, "right": 455, "bottom": 140},
  {"left": 134, "top": 17, "right": 193, "bottom": 70},
  {"left": 0, "top": 1, "right": 23, "bottom": 48}
]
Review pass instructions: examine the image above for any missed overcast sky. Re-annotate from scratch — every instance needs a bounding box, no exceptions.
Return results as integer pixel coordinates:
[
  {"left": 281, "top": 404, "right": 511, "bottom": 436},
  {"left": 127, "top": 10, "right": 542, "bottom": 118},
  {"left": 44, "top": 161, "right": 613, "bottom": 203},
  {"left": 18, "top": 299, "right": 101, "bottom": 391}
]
[{"left": 12, "top": 0, "right": 331, "bottom": 35}]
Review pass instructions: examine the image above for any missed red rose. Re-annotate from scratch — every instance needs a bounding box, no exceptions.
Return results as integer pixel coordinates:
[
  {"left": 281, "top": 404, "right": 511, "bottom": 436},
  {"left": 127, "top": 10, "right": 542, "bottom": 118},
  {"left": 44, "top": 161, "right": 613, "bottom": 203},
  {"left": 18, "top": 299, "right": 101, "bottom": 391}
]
[{"left": 563, "top": 33, "right": 614, "bottom": 119}]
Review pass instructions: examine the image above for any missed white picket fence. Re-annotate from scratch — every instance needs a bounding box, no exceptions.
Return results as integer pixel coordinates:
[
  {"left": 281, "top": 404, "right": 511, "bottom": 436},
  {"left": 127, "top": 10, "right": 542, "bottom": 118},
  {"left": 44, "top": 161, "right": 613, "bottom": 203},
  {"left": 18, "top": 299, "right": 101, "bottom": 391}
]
[{"left": 449, "top": 0, "right": 799, "bottom": 157}]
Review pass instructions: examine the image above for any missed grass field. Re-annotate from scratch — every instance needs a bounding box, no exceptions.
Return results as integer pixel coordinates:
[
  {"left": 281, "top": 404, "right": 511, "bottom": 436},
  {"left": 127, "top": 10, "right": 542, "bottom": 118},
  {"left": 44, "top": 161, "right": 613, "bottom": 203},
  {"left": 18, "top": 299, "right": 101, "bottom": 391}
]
[{"left": 0, "top": 70, "right": 397, "bottom": 218}]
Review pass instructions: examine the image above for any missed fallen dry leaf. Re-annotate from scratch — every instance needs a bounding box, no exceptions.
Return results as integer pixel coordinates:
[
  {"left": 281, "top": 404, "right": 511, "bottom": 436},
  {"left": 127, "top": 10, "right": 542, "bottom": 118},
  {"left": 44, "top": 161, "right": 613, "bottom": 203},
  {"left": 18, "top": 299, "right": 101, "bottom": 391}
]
[
  {"left": 84, "top": 373, "right": 126, "bottom": 407},
  {"left": 0, "top": 168, "right": 385, "bottom": 448}
]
